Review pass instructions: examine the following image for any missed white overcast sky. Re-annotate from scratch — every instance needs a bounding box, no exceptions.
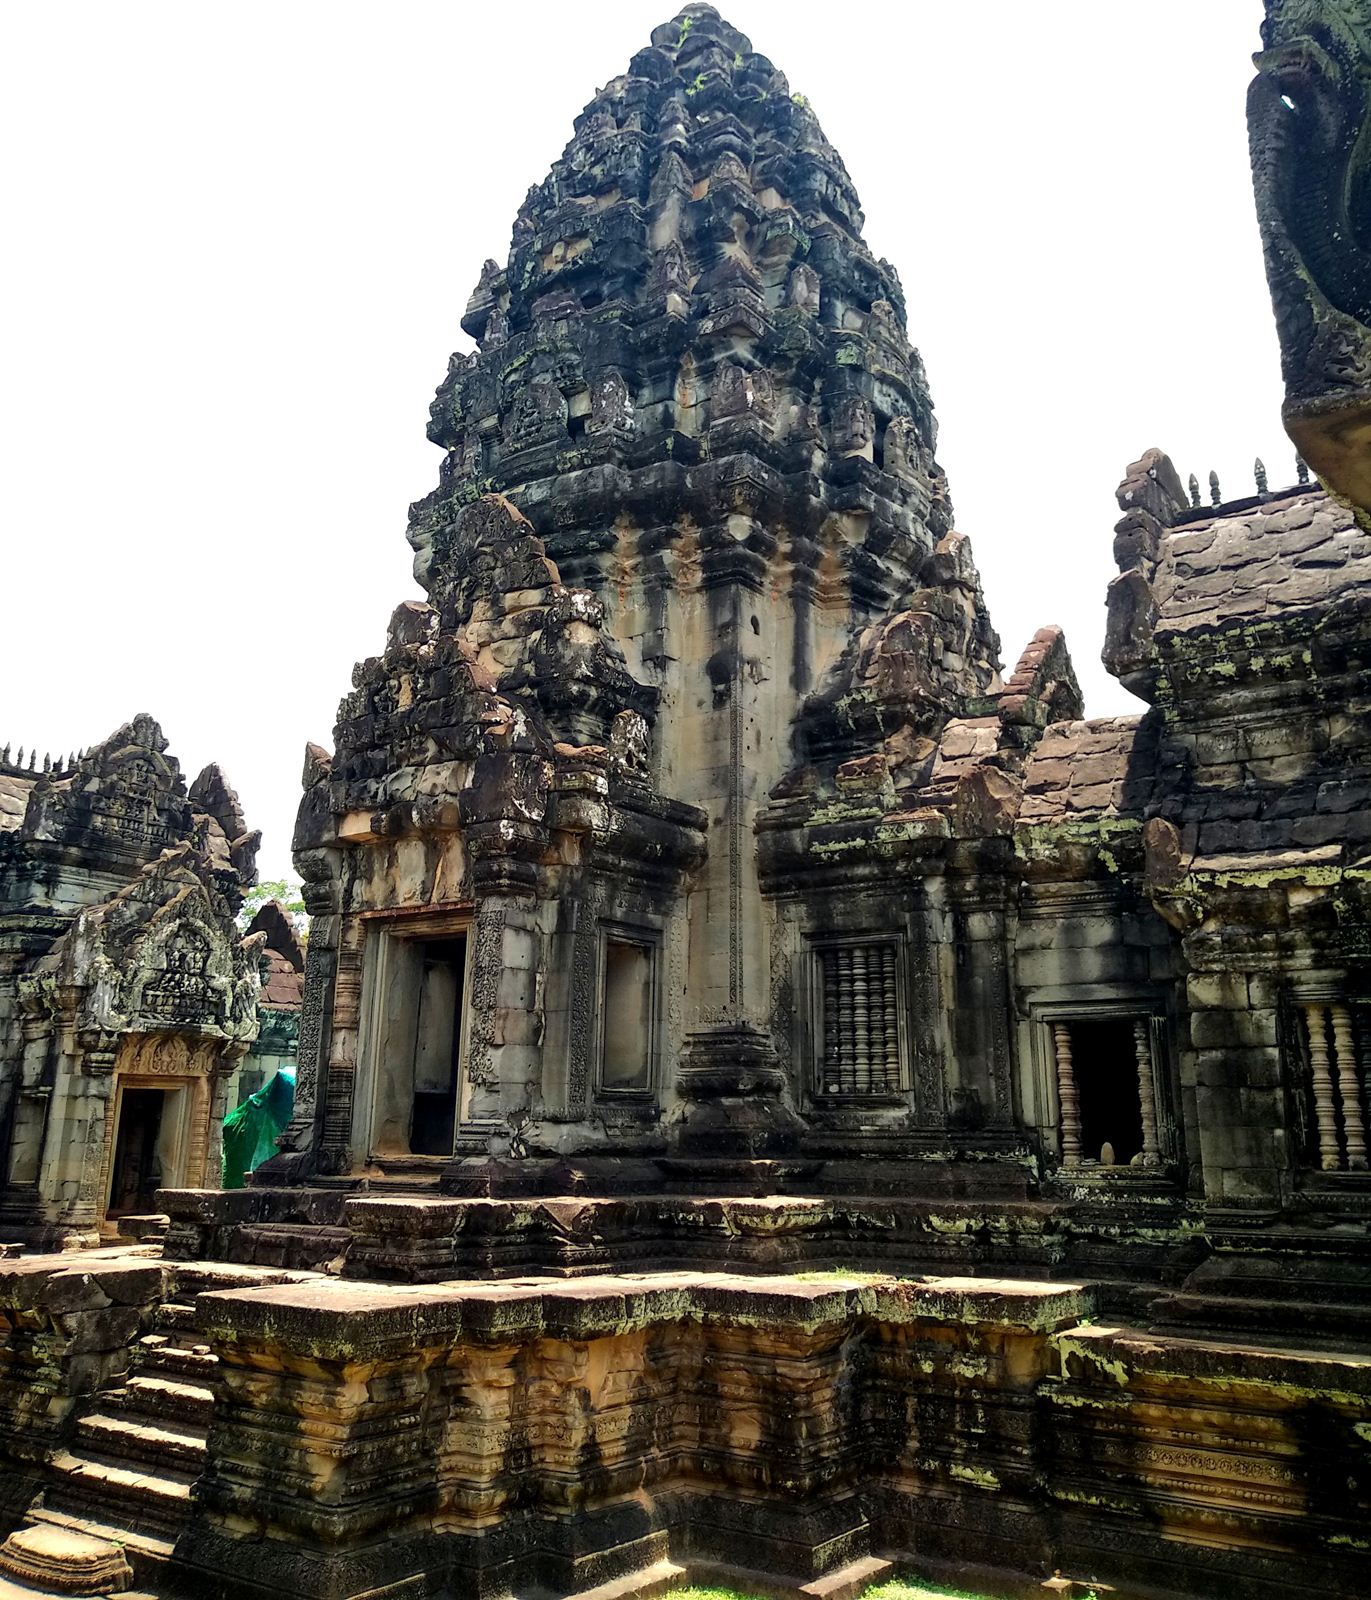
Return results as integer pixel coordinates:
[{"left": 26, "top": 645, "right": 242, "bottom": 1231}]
[{"left": 1, "top": 1, "right": 1285, "bottom": 880}]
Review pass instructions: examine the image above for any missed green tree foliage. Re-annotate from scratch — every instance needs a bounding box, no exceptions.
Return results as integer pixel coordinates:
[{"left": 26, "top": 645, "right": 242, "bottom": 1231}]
[{"left": 237, "top": 877, "right": 308, "bottom": 936}]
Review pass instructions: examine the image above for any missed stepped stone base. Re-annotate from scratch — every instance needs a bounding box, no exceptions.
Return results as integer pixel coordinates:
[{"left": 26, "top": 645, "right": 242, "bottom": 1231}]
[
  {"left": 1, "top": 1245, "right": 1369, "bottom": 1600},
  {"left": 0, "top": 1526, "right": 133, "bottom": 1595}
]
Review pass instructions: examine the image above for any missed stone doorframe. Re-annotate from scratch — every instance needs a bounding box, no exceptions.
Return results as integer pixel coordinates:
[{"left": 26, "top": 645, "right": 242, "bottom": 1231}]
[
  {"left": 350, "top": 906, "right": 476, "bottom": 1168},
  {"left": 1025, "top": 997, "right": 1179, "bottom": 1175},
  {"left": 98, "top": 1033, "right": 223, "bottom": 1235}
]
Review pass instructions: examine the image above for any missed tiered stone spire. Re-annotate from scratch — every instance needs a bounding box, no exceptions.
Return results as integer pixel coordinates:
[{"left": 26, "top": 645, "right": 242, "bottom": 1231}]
[{"left": 409, "top": 3, "right": 952, "bottom": 620}]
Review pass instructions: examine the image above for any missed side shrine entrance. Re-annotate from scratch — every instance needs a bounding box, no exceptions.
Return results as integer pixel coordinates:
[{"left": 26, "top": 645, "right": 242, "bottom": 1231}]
[
  {"left": 0, "top": 716, "right": 264, "bottom": 1249},
  {"left": 105, "top": 1036, "right": 223, "bottom": 1221}
]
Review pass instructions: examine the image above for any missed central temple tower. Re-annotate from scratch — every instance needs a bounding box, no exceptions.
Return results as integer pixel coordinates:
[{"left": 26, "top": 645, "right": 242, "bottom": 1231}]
[{"left": 280, "top": 4, "right": 1055, "bottom": 1191}]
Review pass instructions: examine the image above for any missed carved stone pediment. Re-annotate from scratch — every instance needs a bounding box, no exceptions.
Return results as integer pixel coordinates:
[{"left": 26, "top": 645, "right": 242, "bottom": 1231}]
[
  {"left": 19, "top": 713, "right": 192, "bottom": 863},
  {"left": 21, "top": 842, "right": 262, "bottom": 1048}
]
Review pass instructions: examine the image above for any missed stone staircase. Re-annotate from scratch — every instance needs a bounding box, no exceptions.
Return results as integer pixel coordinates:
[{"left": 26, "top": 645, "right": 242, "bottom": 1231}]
[{"left": 19, "top": 1263, "right": 307, "bottom": 1586}]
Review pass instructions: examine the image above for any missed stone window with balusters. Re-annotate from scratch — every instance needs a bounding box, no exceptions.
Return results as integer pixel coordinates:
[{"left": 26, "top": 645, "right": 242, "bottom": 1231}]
[
  {"left": 1046, "top": 1010, "right": 1174, "bottom": 1171},
  {"left": 811, "top": 937, "right": 906, "bottom": 1100},
  {"left": 1295, "top": 999, "right": 1369, "bottom": 1173}
]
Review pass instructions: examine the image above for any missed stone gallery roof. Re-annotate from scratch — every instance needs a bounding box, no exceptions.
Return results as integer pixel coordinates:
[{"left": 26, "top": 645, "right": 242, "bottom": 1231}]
[
  {"left": 1153, "top": 487, "right": 1369, "bottom": 638},
  {"left": 1019, "top": 717, "right": 1148, "bottom": 823},
  {"left": 1106, "top": 455, "right": 1371, "bottom": 705}
]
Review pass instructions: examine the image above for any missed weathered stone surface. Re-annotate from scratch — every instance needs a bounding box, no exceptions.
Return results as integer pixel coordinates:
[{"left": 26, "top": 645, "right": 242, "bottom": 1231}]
[
  {"left": 161, "top": 1270, "right": 1368, "bottom": 1599},
  {"left": 0, "top": 1524, "right": 133, "bottom": 1595},
  {"left": 4, "top": 6, "right": 1371, "bottom": 1600},
  {"left": 239, "top": 0, "right": 1371, "bottom": 1377}
]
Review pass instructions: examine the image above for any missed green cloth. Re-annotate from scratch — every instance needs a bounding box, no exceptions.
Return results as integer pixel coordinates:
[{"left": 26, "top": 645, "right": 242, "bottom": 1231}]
[{"left": 221, "top": 1068, "right": 295, "bottom": 1189}]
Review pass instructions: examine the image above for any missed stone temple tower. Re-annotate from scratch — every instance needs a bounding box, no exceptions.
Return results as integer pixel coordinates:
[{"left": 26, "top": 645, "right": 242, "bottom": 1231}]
[
  {"left": 280, "top": 4, "right": 1038, "bottom": 1192},
  {"left": 6, "top": 12, "right": 1371, "bottom": 1600}
]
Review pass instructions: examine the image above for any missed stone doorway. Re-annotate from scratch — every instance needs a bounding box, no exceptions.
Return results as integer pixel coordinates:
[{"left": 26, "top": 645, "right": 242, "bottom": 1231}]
[
  {"left": 107, "top": 1087, "right": 169, "bottom": 1217},
  {"left": 1067, "top": 1017, "right": 1144, "bottom": 1166},
  {"left": 99, "top": 1035, "right": 219, "bottom": 1233},
  {"left": 363, "top": 926, "right": 472, "bottom": 1161},
  {"left": 409, "top": 938, "right": 466, "bottom": 1155}
]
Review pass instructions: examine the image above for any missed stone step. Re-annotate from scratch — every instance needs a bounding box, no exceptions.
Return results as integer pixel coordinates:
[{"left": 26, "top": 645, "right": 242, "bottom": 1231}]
[
  {"left": 797, "top": 1554, "right": 892, "bottom": 1600},
  {"left": 44, "top": 1450, "right": 196, "bottom": 1533},
  {"left": 359, "top": 1178, "right": 444, "bottom": 1197},
  {"left": 164, "top": 1261, "right": 312, "bottom": 1298},
  {"left": 73, "top": 1411, "right": 207, "bottom": 1472},
  {"left": 105, "top": 1374, "right": 214, "bottom": 1426},
  {"left": 116, "top": 1212, "right": 169, "bottom": 1243},
  {"left": 153, "top": 1300, "right": 198, "bottom": 1332},
  {"left": 0, "top": 1523, "right": 135, "bottom": 1597},
  {"left": 23, "top": 1506, "right": 174, "bottom": 1566},
  {"left": 369, "top": 1156, "right": 448, "bottom": 1177},
  {"left": 557, "top": 1557, "right": 687, "bottom": 1600},
  {"left": 1150, "top": 1290, "right": 1371, "bottom": 1346},
  {"left": 230, "top": 1223, "right": 352, "bottom": 1272},
  {"left": 135, "top": 1335, "right": 218, "bottom": 1379}
]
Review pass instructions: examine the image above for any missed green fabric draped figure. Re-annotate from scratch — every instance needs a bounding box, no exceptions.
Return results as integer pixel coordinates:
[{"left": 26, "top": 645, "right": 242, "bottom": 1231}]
[{"left": 220, "top": 1068, "right": 295, "bottom": 1189}]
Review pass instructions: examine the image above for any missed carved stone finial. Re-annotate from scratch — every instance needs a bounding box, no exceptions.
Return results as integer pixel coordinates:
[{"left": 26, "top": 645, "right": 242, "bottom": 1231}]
[
  {"left": 1209, "top": 469, "right": 1221, "bottom": 506},
  {"left": 1188, "top": 473, "right": 1201, "bottom": 509},
  {"left": 1255, "top": 456, "right": 1268, "bottom": 495},
  {"left": 1296, "top": 454, "right": 1310, "bottom": 486}
]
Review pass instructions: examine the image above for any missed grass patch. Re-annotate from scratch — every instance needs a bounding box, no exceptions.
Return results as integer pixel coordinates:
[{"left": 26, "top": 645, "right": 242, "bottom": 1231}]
[
  {"left": 790, "top": 1270, "right": 887, "bottom": 1284},
  {"left": 670, "top": 1582, "right": 1001, "bottom": 1600},
  {"left": 868, "top": 1583, "right": 1002, "bottom": 1600}
]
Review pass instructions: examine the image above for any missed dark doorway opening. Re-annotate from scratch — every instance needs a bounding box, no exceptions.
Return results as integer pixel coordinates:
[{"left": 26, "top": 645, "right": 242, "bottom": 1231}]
[
  {"left": 1069, "top": 1018, "right": 1144, "bottom": 1165},
  {"left": 108, "top": 1088, "right": 166, "bottom": 1216},
  {"left": 409, "top": 937, "right": 466, "bottom": 1156}
]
